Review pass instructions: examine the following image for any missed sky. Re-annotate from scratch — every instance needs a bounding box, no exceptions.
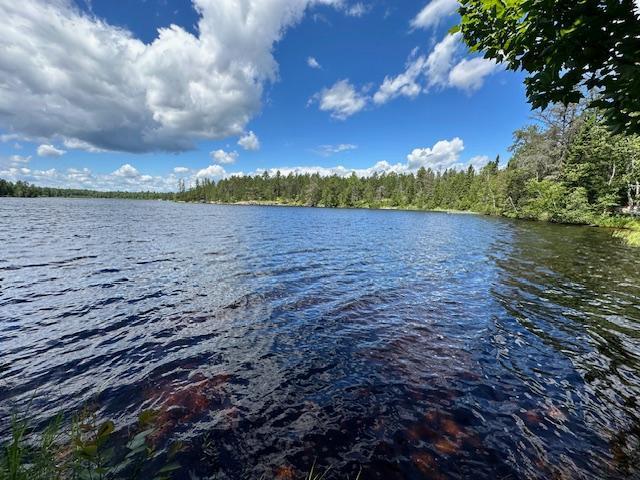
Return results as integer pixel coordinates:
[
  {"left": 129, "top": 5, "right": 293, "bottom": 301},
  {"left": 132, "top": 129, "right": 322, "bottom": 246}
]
[{"left": 0, "top": 0, "right": 533, "bottom": 192}]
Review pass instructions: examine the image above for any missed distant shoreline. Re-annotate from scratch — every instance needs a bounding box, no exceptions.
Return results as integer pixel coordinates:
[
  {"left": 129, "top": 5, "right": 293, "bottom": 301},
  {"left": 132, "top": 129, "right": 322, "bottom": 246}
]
[
  {"left": 203, "top": 199, "right": 481, "bottom": 215},
  {"left": 196, "top": 199, "right": 640, "bottom": 246},
  {"left": 4, "top": 194, "right": 639, "bottom": 246}
]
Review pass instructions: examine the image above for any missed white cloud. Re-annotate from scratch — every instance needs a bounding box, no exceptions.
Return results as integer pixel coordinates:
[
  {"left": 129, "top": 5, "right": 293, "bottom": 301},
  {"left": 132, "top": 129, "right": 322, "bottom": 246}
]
[
  {"left": 467, "top": 155, "right": 491, "bottom": 170},
  {"left": 168, "top": 142, "right": 482, "bottom": 185},
  {"left": 373, "top": 53, "right": 426, "bottom": 104},
  {"left": 0, "top": 134, "right": 22, "bottom": 143},
  {"left": 210, "top": 149, "right": 239, "bottom": 165},
  {"left": 315, "top": 143, "right": 358, "bottom": 156},
  {"left": 66, "top": 167, "right": 93, "bottom": 184},
  {"left": 307, "top": 56, "right": 322, "bottom": 69},
  {"left": 448, "top": 57, "right": 501, "bottom": 93},
  {"left": 411, "top": 0, "right": 459, "bottom": 30},
  {"left": 313, "top": 79, "right": 368, "bottom": 119},
  {"left": 424, "top": 32, "right": 462, "bottom": 88},
  {"left": 0, "top": 0, "right": 343, "bottom": 153},
  {"left": 373, "top": 32, "right": 500, "bottom": 104},
  {"left": 251, "top": 138, "right": 484, "bottom": 178},
  {"left": 0, "top": 163, "right": 181, "bottom": 192},
  {"left": 37, "top": 144, "right": 66, "bottom": 157},
  {"left": 8, "top": 155, "right": 32, "bottom": 166},
  {"left": 406, "top": 137, "right": 464, "bottom": 170},
  {"left": 62, "top": 138, "right": 107, "bottom": 153},
  {"left": 345, "top": 2, "right": 369, "bottom": 17},
  {"left": 196, "top": 164, "right": 227, "bottom": 179},
  {"left": 0, "top": 155, "right": 31, "bottom": 171},
  {"left": 237, "top": 131, "right": 260, "bottom": 151},
  {"left": 1, "top": 137, "right": 489, "bottom": 191},
  {"left": 112, "top": 164, "right": 141, "bottom": 178},
  {"left": 254, "top": 160, "right": 406, "bottom": 178}
]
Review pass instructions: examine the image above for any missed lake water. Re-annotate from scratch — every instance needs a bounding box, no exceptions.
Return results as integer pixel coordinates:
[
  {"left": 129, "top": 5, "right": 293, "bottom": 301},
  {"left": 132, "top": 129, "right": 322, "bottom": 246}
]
[{"left": 1, "top": 198, "right": 639, "bottom": 479}]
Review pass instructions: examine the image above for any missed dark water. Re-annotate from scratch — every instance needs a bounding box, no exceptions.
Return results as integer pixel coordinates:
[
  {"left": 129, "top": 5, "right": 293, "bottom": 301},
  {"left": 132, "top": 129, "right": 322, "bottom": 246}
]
[{"left": 1, "top": 198, "right": 640, "bottom": 479}]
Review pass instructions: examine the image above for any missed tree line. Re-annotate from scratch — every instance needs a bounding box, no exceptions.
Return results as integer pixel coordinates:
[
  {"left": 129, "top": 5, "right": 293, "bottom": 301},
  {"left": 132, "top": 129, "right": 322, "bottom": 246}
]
[
  {"left": 3, "top": 104, "right": 639, "bottom": 226},
  {"left": 177, "top": 105, "right": 640, "bottom": 225},
  {"left": 0, "top": 179, "right": 172, "bottom": 200}
]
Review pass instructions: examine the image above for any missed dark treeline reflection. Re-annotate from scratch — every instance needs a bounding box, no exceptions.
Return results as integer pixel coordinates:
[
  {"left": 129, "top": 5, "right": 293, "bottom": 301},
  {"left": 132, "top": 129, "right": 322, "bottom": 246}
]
[{"left": 489, "top": 221, "right": 640, "bottom": 477}]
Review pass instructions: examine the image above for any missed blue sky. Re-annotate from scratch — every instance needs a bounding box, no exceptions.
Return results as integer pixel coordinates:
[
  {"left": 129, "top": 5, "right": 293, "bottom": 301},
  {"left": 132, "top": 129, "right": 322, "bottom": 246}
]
[{"left": 0, "top": 0, "right": 532, "bottom": 191}]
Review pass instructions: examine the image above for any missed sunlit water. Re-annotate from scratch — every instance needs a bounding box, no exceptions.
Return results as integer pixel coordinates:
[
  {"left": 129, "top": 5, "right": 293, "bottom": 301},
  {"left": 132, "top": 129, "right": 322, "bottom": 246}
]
[{"left": 1, "top": 198, "right": 639, "bottom": 479}]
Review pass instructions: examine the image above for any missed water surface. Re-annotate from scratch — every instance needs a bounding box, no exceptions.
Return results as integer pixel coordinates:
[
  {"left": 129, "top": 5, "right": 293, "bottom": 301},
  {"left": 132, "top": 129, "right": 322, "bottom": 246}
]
[{"left": 1, "top": 198, "right": 639, "bottom": 479}]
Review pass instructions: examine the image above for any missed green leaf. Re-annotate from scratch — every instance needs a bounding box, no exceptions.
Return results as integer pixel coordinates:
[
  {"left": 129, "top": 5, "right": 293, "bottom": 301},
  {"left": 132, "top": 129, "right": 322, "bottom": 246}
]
[
  {"left": 138, "top": 410, "right": 158, "bottom": 428},
  {"left": 157, "top": 463, "right": 181, "bottom": 474},
  {"left": 97, "top": 420, "right": 115, "bottom": 438},
  {"left": 78, "top": 444, "right": 98, "bottom": 459},
  {"left": 167, "top": 441, "right": 185, "bottom": 459},
  {"left": 127, "top": 429, "right": 155, "bottom": 452}
]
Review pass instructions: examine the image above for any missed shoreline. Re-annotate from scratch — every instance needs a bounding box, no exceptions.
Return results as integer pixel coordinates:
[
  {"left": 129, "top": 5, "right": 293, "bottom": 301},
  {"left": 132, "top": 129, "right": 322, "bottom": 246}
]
[
  {"left": 199, "top": 199, "right": 640, "bottom": 245},
  {"left": 204, "top": 199, "right": 482, "bottom": 216},
  {"left": 4, "top": 195, "right": 639, "bottom": 246}
]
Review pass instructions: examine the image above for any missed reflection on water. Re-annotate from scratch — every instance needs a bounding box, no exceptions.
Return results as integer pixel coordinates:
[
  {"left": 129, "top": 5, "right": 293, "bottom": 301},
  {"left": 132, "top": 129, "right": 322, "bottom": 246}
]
[{"left": 0, "top": 198, "right": 639, "bottom": 479}]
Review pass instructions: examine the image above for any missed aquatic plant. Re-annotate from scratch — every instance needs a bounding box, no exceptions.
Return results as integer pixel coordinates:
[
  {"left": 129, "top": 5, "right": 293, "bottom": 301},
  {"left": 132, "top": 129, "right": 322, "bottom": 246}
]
[
  {"left": 1, "top": 408, "right": 366, "bottom": 480},
  {"left": 613, "top": 227, "right": 640, "bottom": 247},
  {"left": 0, "top": 408, "right": 181, "bottom": 480},
  {"left": 268, "top": 461, "right": 361, "bottom": 480},
  {"left": 598, "top": 218, "right": 640, "bottom": 246}
]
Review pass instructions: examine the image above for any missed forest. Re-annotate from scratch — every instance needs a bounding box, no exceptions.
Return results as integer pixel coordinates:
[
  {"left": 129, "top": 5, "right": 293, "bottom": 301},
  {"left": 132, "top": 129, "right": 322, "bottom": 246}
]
[
  {"left": 0, "top": 179, "right": 172, "bottom": 200},
  {"left": 3, "top": 105, "right": 640, "bottom": 231},
  {"left": 177, "top": 105, "right": 640, "bottom": 227}
]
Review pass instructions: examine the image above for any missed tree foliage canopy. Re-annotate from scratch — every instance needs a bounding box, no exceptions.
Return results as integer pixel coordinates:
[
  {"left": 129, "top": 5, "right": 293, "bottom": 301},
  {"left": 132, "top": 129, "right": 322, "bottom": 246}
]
[
  {"left": 456, "top": 0, "right": 640, "bottom": 134},
  {"left": 0, "top": 179, "right": 171, "bottom": 200},
  {"left": 174, "top": 104, "right": 640, "bottom": 225},
  {"left": 4, "top": 104, "right": 640, "bottom": 227}
]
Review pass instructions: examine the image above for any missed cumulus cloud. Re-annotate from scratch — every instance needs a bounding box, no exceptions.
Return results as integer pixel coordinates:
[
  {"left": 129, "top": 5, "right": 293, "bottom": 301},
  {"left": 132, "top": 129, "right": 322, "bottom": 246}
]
[
  {"left": 112, "top": 164, "right": 141, "bottom": 178},
  {"left": 237, "top": 131, "right": 260, "bottom": 151},
  {"left": 307, "top": 56, "right": 322, "bottom": 69},
  {"left": 374, "top": 50, "right": 426, "bottom": 104},
  {"left": 314, "top": 143, "right": 358, "bottom": 156},
  {"left": 467, "top": 155, "right": 491, "bottom": 170},
  {"left": 251, "top": 138, "right": 484, "bottom": 178},
  {"left": 372, "top": 34, "right": 459, "bottom": 104},
  {"left": 448, "top": 57, "right": 501, "bottom": 93},
  {"left": 1, "top": 137, "right": 488, "bottom": 190},
  {"left": 424, "top": 33, "right": 462, "bottom": 88},
  {"left": 210, "top": 149, "right": 239, "bottom": 165},
  {"left": 0, "top": 0, "right": 343, "bottom": 153},
  {"left": 37, "top": 144, "right": 66, "bottom": 157},
  {"left": 0, "top": 155, "right": 32, "bottom": 176},
  {"left": 411, "top": 0, "right": 459, "bottom": 30},
  {"left": 373, "top": 32, "right": 499, "bottom": 104},
  {"left": 406, "top": 137, "right": 464, "bottom": 170},
  {"left": 196, "top": 164, "right": 227, "bottom": 179},
  {"left": 313, "top": 79, "right": 368, "bottom": 119},
  {"left": 5, "top": 155, "right": 32, "bottom": 166},
  {"left": 0, "top": 162, "right": 180, "bottom": 192},
  {"left": 254, "top": 160, "right": 406, "bottom": 178}
]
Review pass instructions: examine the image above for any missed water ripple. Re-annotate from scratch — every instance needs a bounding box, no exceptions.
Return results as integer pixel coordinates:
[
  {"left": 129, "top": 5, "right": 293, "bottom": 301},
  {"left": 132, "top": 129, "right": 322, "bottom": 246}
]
[{"left": 1, "top": 198, "right": 639, "bottom": 479}]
